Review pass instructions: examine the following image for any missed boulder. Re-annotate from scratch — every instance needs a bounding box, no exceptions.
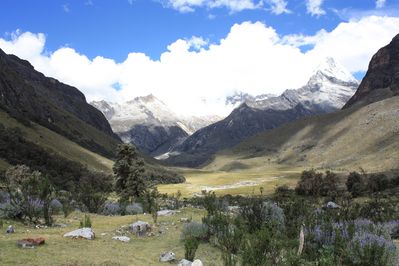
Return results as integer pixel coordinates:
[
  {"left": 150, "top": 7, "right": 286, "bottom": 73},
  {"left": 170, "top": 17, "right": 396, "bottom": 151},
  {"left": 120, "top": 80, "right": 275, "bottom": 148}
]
[
  {"left": 157, "top": 210, "right": 180, "bottom": 216},
  {"left": 180, "top": 218, "right": 191, "bottom": 223},
  {"left": 326, "top": 201, "right": 341, "bottom": 209},
  {"left": 112, "top": 236, "right": 131, "bottom": 242},
  {"left": 159, "top": 251, "right": 176, "bottom": 262},
  {"left": 177, "top": 259, "right": 192, "bottom": 266},
  {"left": 63, "top": 227, "right": 95, "bottom": 240},
  {"left": 192, "top": 259, "right": 203, "bottom": 266},
  {"left": 6, "top": 225, "right": 15, "bottom": 234},
  {"left": 129, "top": 221, "right": 150, "bottom": 236}
]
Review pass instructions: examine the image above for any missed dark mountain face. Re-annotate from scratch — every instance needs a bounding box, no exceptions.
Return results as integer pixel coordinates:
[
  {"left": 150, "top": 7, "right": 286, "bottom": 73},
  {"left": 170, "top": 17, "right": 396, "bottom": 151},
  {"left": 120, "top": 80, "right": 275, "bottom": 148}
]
[
  {"left": 0, "top": 49, "right": 120, "bottom": 157},
  {"left": 344, "top": 34, "right": 399, "bottom": 108},
  {"left": 165, "top": 103, "right": 314, "bottom": 167},
  {"left": 118, "top": 125, "right": 188, "bottom": 156}
]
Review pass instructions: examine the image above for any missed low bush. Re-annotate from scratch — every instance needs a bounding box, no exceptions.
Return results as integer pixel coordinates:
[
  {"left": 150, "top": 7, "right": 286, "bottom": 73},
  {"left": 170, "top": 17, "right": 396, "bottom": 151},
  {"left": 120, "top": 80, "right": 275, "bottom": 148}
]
[
  {"left": 125, "top": 203, "right": 143, "bottom": 215},
  {"left": 101, "top": 201, "right": 121, "bottom": 216}
]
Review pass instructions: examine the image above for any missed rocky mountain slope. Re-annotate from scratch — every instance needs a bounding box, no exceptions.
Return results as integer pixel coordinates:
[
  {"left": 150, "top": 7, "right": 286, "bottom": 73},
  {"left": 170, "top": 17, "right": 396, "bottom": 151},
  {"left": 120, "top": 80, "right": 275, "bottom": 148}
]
[
  {"left": 344, "top": 34, "right": 399, "bottom": 108},
  {"left": 164, "top": 57, "right": 358, "bottom": 167},
  {"left": 91, "top": 95, "right": 220, "bottom": 156},
  {"left": 211, "top": 34, "right": 399, "bottom": 172},
  {"left": 0, "top": 48, "right": 120, "bottom": 157}
]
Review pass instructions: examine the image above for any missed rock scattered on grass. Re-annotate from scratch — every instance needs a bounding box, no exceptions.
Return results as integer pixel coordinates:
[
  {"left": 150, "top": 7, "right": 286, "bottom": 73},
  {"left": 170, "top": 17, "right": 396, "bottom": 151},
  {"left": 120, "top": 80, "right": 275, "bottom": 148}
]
[
  {"left": 112, "top": 236, "right": 130, "bottom": 242},
  {"left": 192, "top": 259, "right": 203, "bottom": 266},
  {"left": 129, "top": 221, "right": 151, "bottom": 236},
  {"left": 157, "top": 210, "right": 180, "bottom": 216},
  {"left": 16, "top": 238, "right": 45, "bottom": 249},
  {"left": 177, "top": 259, "right": 192, "bottom": 266},
  {"left": 6, "top": 225, "right": 15, "bottom": 234},
  {"left": 63, "top": 228, "right": 95, "bottom": 240},
  {"left": 159, "top": 251, "right": 176, "bottom": 262}
]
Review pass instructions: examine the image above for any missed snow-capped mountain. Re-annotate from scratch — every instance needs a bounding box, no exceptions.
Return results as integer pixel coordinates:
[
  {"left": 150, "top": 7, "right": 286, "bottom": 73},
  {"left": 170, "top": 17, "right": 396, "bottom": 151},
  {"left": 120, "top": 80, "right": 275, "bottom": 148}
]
[
  {"left": 225, "top": 91, "right": 275, "bottom": 107},
  {"left": 248, "top": 57, "right": 359, "bottom": 112},
  {"left": 91, "top": 95, "right": 221, "bottom": 156},
  {"left": 164, "top": 57, "right": 359, "bottom": 167}
]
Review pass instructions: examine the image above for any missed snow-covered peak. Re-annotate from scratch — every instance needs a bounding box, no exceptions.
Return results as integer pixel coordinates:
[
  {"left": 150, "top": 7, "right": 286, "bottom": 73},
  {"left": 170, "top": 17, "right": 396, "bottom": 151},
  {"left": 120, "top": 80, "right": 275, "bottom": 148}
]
[
  {"left": 91, "top": 94, "right": 221, "bottom": 135},
  {"left": 311, "top": 57, "right": 357, "bottom": 83}
]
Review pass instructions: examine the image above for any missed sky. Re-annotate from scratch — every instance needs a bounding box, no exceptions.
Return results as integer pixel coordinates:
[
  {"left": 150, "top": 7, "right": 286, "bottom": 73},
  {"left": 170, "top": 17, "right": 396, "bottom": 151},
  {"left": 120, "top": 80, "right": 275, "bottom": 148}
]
[{"left": 0, "top": 0, "right": 399, "bottom": 116}]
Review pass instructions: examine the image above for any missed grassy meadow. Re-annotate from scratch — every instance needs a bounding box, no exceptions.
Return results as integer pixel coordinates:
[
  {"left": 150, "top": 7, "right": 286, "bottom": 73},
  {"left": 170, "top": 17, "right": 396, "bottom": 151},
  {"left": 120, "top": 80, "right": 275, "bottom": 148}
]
[{"left": 0, "top": 209, "right": 222, "bottom": 266}]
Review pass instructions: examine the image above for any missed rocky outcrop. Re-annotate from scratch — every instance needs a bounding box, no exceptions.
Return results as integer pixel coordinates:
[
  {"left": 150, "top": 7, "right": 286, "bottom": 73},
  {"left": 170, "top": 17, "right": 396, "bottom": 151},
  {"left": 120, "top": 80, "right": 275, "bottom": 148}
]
[
  {"left": 0, "top": 48, "right": 120, "bottom": 157},
  {"left": 344, "top": 34, "right": 399, "bottom": 108}
]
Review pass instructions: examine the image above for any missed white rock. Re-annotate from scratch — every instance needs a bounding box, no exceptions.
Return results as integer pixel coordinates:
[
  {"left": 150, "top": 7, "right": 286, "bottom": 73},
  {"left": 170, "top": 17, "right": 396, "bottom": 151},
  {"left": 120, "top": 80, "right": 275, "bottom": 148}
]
[
  {"left": 129, "top": 221, "right": 150, "bottom": 235},
  {"left": 177, "top": 259, "right": 192, "bottom": 266},
  {"left": 192, "top": 259, "right": 203, "bottom": 266},
  {"left": 63, "top": 227, "right": 95, "bottom": 240},
  {"left": 112, "top": 236, "right": 130, "bottom": 242},
  {"left": 157, "top": 210, "right": 180, "bottom": 216},
  {"left": 159, "top": 251, "right": 176, "bottom": 262}
]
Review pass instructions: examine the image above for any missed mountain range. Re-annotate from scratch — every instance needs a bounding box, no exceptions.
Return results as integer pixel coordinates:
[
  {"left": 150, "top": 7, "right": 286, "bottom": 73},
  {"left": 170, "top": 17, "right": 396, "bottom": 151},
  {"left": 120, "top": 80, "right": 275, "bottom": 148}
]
[
  {"left": 91, "top": 96, "right": 221, "bottom": 156},
  {"left": 163, "top": 57, "right": 359, "bottom": 167}
]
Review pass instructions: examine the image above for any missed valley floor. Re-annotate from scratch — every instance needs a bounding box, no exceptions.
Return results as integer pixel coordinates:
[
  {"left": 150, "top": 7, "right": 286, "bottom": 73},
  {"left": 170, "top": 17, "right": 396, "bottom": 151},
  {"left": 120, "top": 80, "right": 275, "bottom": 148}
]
[
  {"left": 158, "top": 164, "right": 303, "bottom": 197},
  {"left": 0, "top": 209, "right": 221, "bottom": 266}
]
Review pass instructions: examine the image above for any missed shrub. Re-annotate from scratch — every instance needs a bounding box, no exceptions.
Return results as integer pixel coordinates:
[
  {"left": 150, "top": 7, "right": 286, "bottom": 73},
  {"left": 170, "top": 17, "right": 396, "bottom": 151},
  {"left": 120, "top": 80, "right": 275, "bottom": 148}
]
[
  {"left": 125, "top": 203, "right": 143, "bottom": 215},
  {"left": 101, "top": 201, "right": 121, "bottom": 216},
  {"left": 4, "top": 165, "right": 55, "bottom": 225},
  {"left": 368, "top": 174, "right": 390, "bottom": 193},
  {"left": 77, "top": 171, "right": 113, "bottom": 213},
  {"left": 79, "top": 214, "right": 92, "bottom": 228},
  {"left": 182, "top": 222, "right": 208, "bottom": 241},
  {"left": 295, "top": 169, "right": 324, "bottom": 196},
  {"left": 49, "top": 199, "right": 63, "bottom": 215},
  {"left": 184, "top": 236, "right": 199, "bottom": 261},
  {"left": 346, "top": 171, "right": 366, "bottom": 197},
  {"left": 240, "top": 200, "right": 285, "bottom": 233},
  {"left": 346, "top": 231, "right": 397, "bottom": 266}
]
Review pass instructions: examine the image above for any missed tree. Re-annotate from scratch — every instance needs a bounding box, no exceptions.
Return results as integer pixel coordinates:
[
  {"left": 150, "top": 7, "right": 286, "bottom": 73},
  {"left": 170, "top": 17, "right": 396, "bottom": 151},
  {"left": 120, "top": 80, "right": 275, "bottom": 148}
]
[
  {"left": 3, "top": 165, "right": 55, "bottom": 225},
  {"left": 114, "top": 144, "right": 147, "bottom": 204},
  {"left": 295, "top": 169, "right": 324, "bottom": 196},
  {"left": 77, "top": 171, "right": 113, "bottom": 213},
  {"left": 346, "top": 171, "right": 365, "bottom": 197}
]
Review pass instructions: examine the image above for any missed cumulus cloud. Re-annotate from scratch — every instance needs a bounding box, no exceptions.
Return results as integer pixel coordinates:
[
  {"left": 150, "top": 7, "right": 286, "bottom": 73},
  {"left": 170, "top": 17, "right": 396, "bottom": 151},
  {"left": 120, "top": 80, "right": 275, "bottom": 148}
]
[
  {"left": 306, "top": 0, "right": 325, "bottom": 17},
  {"left": 376, "top": 0, "right": 386, "bottom": 9},
  {"left": 1, "top": 16, "right": 399, "bottom": 116}
]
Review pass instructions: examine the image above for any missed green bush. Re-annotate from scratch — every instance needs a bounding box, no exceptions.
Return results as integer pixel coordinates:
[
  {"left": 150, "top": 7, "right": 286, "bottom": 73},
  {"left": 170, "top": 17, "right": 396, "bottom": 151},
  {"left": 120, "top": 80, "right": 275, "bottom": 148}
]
[
  {"left": 79, "top": 214, "right": 92, "bottom": 228},
  {"left": 184, "top": 236, "right": 199, "bottom": 261}
]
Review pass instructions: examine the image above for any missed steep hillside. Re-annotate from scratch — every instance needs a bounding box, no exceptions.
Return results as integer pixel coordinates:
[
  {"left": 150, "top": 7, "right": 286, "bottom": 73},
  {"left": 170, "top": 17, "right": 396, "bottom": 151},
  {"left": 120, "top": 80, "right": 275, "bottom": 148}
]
[
  {"left": 214, "top": 96, "right": 399, "bottom": 172},
  {"left": 164, "top": 57, "right": 358, "bottom": 167},
  {"left": 0, "top": 48, "right": 120, "bottom": 157},
  {"left": 344, "top": 33, "right": 399, "bottom": 108}
]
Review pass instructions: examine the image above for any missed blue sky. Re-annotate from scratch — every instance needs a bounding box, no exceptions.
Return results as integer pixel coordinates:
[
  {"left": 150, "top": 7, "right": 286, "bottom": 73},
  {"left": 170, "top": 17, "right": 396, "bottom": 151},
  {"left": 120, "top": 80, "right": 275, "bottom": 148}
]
[
  {"left": 0, "top": 0, "right": 393, "bottom": 61},
  {"left": 0, "top": 0, "right": 398, "bottom": 115}
]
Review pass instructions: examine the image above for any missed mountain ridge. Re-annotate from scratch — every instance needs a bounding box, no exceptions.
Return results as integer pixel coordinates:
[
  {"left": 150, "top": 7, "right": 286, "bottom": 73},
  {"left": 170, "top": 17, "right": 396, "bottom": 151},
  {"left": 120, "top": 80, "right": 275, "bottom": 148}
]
[{"left": 164, "top": 57, "right": 358, "bottom": 167}]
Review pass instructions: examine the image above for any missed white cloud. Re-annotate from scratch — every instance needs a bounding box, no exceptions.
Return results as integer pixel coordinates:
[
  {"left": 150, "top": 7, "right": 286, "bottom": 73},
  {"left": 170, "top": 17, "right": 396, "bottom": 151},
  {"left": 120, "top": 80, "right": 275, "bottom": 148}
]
[
  {"left": 159, "top": 0, "right": 263, "bottom": 13},
  {"left": 306, "top": 0, "right": 325, "bottom": 17},
  {"left": 266, "top": 0, "right": 290, "bottom": 15},
  {"left": 376, "top": 0, "right": 386, "bottom": 9},
  {"left": 1, "top": 16, "right": 399, "bottom": 116}
]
